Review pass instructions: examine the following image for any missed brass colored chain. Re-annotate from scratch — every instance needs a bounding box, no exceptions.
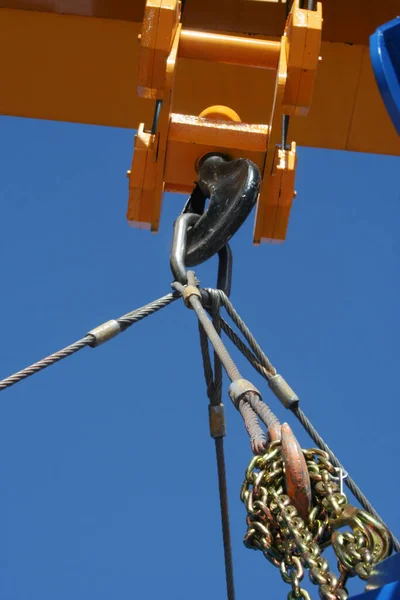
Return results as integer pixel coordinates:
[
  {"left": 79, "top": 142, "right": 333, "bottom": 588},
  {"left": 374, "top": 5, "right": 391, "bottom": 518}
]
[{"left": 241, "top": 443, "right": 392, "bottom": 600}]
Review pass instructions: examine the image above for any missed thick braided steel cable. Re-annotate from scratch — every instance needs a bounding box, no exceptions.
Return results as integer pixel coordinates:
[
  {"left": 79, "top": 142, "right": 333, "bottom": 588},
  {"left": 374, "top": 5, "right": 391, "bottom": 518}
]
[
  {"left": 198, "top": 324, "right": 215, "bottom": 401},
  {"left": 212, "top": 293, "right": 400, "bottom": 552},
  {"left": 0, "top": 336, "right": 93, "bottom": 391},
  {"left": 197, "top": 291, "right": 236, "bottom": 600},
  {"left": 214, "top": 437, "right": 236, "bottom": 600},
  {"left": 245, "top": 391, "right": 281, "bottom": 436},
  {"left": 0, "top": 292, "right": 179, "bottom": 392},
  {"left": 208, "top": 290, "right": 276, "bottom": 377},
  {"left": 210, "top": 292, "right": 223, "bottom": 405},
  {"left": 220, "top": 317, "right": 270, "bottom": 380},
  {"left": 116, "top": 292, "right": 179, "bottom": 330}
]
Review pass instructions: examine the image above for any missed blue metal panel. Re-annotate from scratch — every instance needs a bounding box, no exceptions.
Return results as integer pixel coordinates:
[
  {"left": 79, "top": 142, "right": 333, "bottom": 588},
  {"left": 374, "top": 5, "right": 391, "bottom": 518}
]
[
  {"left": 370, "top": 16, "right": 400, "bottom": 135},
  {"left": 350, "top": 554, "right": 400, "bottom": 599},
  {"left": 366, "top": 553, "right": 400, "bottom": 591},
  {"left": 350, "top": 581, "right": 400, "bottom": 600}
]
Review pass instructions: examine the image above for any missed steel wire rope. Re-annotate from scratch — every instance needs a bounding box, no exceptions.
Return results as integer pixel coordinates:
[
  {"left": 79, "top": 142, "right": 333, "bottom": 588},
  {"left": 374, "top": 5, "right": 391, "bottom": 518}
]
[
  {"left": 0, "top": 336, "right": 93, "bottom": 391},
  {"left": 198, "top": 293, "right": 236, "bottom": 600},
  {"left": 0, "top": 291, "right": 179, "bottom": 392}
]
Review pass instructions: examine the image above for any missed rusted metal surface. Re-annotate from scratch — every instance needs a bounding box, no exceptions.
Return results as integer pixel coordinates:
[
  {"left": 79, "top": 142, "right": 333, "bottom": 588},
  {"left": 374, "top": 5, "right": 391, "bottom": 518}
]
[
  {"left": 208, "top": 404, "right": 226, "bottom": 438},
  {"left": 281, "top": 422, "right": 312, "bottom": 522},
  {"left": 228, "top": 379, "right": 262, "bottom": 408},
  {"left": 267, "top": 422, "right": 282, "bottom": 443}
]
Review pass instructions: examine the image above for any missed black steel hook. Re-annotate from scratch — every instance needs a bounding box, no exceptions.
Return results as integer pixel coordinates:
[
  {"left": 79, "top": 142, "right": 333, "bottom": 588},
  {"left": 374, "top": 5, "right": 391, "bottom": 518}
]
[
  {"left": 183, "top": 154, "right": 261, "bottom": 267},
  {"left": 170, "top": 212, "right": 232, "bottom": 297}
]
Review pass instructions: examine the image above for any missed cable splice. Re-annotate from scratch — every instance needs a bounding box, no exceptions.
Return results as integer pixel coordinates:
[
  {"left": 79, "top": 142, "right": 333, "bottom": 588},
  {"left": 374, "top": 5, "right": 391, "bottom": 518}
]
[{"left": 0, "top": 291, "right": 179, "bottom": 392}]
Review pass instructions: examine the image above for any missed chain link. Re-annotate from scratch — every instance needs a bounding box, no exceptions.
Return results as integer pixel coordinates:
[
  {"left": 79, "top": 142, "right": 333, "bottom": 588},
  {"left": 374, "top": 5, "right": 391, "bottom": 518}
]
[{"left": 241, "top": 444, "right": 392, "bottom": 599}]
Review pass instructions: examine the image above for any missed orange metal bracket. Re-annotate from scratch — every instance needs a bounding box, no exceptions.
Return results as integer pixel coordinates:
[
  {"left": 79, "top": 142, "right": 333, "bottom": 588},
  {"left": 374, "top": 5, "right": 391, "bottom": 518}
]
[
  {"left": 137, "top": 0, "right": 181, "bottom": 100},
  {"left": 283, "top": 0, "right": 323, "bottom": 116},
  {"left": 127, "top": 0, "right": 322, "bottom": 243}
]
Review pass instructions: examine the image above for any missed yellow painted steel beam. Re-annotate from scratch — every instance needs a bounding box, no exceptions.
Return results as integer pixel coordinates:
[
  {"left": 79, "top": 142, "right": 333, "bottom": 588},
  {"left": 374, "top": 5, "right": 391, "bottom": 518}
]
[{"left": 0, "top": 7, "right": 399, "bottom": 156}]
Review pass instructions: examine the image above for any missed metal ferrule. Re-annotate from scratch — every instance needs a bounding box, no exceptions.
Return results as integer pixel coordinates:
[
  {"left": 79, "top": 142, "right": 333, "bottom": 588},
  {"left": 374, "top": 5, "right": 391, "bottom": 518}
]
[
  {"left": 208, "top": 404, "right": 226, "bottom": 438},
  {"left": 268, "top": 374, "right": 299, "bottom": 409},
  {"left": 182, "top": 284, "right": 202, "bottom": 307},
  {"left": 228, "top": 378, "right": 261, "bottom": 409},
  {"left": 87, "top": 320, "right": 122, "bottom": 347}
]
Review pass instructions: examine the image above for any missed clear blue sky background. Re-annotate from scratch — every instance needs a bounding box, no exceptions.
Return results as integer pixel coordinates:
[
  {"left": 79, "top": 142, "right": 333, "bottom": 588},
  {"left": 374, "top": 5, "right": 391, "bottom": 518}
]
[{"left": 0, "top": 115, "right": 399, "bottom": 600}]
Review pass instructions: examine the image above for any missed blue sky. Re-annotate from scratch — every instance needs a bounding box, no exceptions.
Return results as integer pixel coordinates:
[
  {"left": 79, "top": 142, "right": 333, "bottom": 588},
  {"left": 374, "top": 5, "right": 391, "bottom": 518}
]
[{"left": 0, "top": 116, "right": 399, "bottom": 599}]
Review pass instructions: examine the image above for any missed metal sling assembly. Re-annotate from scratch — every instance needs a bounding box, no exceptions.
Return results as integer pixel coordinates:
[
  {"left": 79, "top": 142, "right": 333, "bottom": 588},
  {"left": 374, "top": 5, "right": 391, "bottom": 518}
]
[
  {"left": 1, "top": 154, "right": 398, "bottom": 600},
  {"left": 0, "top": 1, "right": 399, "bottom": 599},
  {"left": 126, "top": 0, "right": 322, "bottom": 244}
]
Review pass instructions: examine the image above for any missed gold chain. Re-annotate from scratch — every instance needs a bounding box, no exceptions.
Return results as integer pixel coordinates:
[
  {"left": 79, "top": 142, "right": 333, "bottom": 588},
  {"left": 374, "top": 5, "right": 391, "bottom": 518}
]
[{"left": 241, "top": 442, "right": 392, "bottom": 599}]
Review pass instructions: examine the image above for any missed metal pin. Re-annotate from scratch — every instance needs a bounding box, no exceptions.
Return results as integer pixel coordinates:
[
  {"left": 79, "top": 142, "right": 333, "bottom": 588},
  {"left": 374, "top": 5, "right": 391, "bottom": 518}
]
[{"left": 332, "top": 467, "right": 349, "bottom": 495}]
